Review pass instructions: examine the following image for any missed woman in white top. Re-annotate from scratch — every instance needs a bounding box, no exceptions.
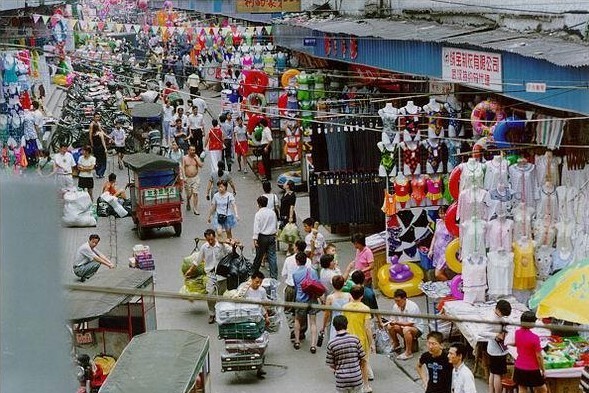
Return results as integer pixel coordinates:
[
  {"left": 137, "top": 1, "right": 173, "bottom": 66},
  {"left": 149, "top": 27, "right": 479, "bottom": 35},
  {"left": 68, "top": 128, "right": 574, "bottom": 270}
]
[{"left": 207, "top": 179, "right": 239, "bottom": 240}]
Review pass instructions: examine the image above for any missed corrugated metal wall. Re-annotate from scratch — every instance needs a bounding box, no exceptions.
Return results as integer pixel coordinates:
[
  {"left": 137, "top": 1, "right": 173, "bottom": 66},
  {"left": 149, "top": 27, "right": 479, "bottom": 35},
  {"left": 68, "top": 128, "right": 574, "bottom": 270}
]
[{"left": 275, "top": 24, "right": 589, "bottom": 115}]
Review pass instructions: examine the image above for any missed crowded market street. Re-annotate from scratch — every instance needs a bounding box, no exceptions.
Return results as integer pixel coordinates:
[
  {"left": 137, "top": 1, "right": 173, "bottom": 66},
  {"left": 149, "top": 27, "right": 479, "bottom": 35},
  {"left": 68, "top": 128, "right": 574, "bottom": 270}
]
[{"left": 1, "top": 1, "right": 589, "bottom": 393}]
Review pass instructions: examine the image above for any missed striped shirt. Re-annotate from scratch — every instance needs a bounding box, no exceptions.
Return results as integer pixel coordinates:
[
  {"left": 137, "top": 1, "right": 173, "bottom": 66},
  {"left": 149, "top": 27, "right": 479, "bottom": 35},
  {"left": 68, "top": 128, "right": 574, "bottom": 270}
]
[{"left": 325, "top": 332, "right": 365, "bottom": 390}]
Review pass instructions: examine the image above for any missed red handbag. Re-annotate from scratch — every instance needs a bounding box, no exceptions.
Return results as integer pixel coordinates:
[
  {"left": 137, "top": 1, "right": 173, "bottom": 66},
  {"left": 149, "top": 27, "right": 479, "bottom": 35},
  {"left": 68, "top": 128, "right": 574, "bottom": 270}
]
[{"left": 301, "top": 269, "right": 326, "bottom": 297}]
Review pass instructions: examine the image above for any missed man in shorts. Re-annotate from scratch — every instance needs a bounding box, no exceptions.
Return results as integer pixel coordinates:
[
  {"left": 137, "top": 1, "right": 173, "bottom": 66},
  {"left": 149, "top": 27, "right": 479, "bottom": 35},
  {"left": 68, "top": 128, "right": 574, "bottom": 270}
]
[{"left": 182, "top": 145, "right": 203, "bottom": 214}]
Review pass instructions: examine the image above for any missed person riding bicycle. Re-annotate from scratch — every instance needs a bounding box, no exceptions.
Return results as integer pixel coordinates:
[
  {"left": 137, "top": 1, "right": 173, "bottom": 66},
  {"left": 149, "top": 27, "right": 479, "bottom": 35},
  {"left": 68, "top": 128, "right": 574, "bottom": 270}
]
[{"left": 184, "top": 229, "right": 240, "bottom": 324}]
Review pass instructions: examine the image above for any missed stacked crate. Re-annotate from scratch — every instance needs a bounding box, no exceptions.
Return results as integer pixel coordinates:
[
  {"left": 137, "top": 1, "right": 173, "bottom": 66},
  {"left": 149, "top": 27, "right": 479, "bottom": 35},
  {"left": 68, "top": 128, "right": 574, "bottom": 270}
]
[{"left": 129, "top": 245, "right": 155, "bottom": 271}]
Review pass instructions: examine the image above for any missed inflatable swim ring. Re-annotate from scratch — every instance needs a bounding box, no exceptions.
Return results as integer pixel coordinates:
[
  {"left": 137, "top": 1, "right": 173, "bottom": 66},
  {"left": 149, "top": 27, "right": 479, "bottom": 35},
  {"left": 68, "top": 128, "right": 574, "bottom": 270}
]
[
  {"left": 445, "top": 239, "right": 462, "bottom": 273},
  {"left": 378, "top": 263, "right": 424, "bottom": 298},
  {"left": 493, "top": 116, "right": 524, "bottom": 148},
  {"left": 450, "top": 274, "right": 464, "bottom": 300},
  {"left": 281, "top": 69, "right": 300, "bottom": 88},
  {"left": 448, "top": 165, "right": 462, "bottom": 200},
  {"left": 244, "top": 92, "right": 267, "bottom": 115},
  {"left": 277, "top": 93, "right": 288, "bottom": 116},
  {"left": 471, "top": 99, "right": 505, "bottom": 136},
  {"left": 241, "top": 70, "right": 269, "bottom": 97},
  {"left": 444, "top": 202, "right": 459, "bottom": 238}
]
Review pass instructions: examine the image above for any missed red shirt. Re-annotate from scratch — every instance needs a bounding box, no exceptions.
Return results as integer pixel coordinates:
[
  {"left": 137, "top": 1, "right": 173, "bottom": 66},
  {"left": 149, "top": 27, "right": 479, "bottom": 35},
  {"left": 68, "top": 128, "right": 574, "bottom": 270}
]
[
  {"left": 514, "top": 328, "right": 541, "bottom": 370},
  {"left": 208, "top": 127, "right": 223, "bottom": 151}
]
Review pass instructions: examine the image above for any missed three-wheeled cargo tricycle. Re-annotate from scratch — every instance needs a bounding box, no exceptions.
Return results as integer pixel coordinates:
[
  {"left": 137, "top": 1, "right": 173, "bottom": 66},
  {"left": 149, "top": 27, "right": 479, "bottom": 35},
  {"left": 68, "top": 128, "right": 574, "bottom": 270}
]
[{"left": 123, "top": 153, "right": 183, "bottom": 239}]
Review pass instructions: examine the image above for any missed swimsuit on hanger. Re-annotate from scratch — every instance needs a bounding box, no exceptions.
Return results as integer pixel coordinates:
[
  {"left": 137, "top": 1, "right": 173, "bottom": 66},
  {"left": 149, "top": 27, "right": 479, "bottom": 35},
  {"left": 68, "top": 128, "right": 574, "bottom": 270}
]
[
  {"left": 412, "top": 210, "right": 429, "bottom": 227},
  {"left": 427, "top": 110, "right": 444, "bottom": 137},
  {"left": 401, "top": 142, "right": 421, "bottom": 175},
  {"left": 411, "top": 176, "right": 426, "bottom": 206},
  {"left": 394, "top": 177, "right": 411, "bottom": 208},
  {"left": 396, "top": 209, "right": 414, "bottom": 229},
  {"left": 442, "top": 174, "right": 453, "bottom": 203},
  {"left": 425, "top": 140, "right": 443, "bottom": 173},
  {"left": 381, "top": 190, "right": 397, "bottom": 216},
  {"left": 426, "top": 177, "right": 443, "bottom": 203}
]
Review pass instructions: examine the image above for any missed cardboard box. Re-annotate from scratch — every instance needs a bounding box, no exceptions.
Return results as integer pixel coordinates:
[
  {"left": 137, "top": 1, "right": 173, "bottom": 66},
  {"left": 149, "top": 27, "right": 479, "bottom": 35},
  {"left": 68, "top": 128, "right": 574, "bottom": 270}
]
[{"left": 546, "top": 377, "right": 581, "bottom": 393}]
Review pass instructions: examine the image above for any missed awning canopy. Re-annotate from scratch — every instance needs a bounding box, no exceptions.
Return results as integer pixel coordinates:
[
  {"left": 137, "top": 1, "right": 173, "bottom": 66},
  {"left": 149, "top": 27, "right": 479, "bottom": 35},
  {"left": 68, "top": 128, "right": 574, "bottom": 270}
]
[
  {"left": 123, "top": 153, "right": 179, "bottom": 172},
  {"left": 98, "top": 330, "right": 210, "bottom": 393},
  {"left": 67, "top": 268, "right": 153, "bottom": 322}
]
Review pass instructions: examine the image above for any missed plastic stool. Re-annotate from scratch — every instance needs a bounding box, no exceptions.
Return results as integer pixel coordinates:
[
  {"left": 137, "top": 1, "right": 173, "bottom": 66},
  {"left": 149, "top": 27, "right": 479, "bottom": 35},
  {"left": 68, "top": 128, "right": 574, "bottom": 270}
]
[{"left": 501, "top": 378, "right": 517, "bottom": 393}]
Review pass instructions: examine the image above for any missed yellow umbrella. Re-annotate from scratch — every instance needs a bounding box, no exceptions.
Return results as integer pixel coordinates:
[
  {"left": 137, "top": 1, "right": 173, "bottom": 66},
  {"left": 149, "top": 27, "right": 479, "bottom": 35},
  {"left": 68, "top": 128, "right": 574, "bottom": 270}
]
[{"left": 536, "top": 264, "right": 589, "bottom": 324}]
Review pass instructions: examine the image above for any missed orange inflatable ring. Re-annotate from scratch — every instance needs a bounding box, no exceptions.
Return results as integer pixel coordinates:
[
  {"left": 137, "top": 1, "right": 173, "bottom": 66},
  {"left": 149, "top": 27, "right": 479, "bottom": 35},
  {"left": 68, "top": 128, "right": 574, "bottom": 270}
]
[
  {"left": 378, "top": 262, "right": 424, "bottom": 298},
  {"left": 444, "top": 202, "right": 459, "bottom": 237},
  {"left": 242, "top": 70, "right": 269, "bottom": 96},
  {"left": 244, "top": 93, "right": 267, "bottom": 115},
  {"left": 445, "top": 239, "right": 462, "bottom": 273},
  {"left": 281, "top": 68, "right": 300, "bottom": 88},
  {"left": 470, "top": 99, "right": 506, "bottom": 137},
  {"left": 448, "top": 165, "right": 462, "bottom": 200}
]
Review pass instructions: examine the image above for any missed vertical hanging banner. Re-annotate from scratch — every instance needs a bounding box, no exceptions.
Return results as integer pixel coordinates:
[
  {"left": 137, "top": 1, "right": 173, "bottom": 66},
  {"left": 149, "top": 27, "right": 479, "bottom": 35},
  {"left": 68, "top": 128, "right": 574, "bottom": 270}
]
[
  {"left": 442, "top": 47, "right": 503, "bottom": 92},
  {"left": 236, "top": 0, "right": 301, "bottom": 13}
]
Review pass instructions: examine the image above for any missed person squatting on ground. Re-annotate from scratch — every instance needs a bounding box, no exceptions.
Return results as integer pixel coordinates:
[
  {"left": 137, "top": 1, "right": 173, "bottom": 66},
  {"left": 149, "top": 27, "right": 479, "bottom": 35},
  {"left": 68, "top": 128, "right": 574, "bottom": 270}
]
[
  {"left": 73, "top": 234, "right": 115, "bottom": 282},
  {"left": 252, "top": 195, "right": 278, "bottom": 279},
  {"left": 387, "top": 288, "right": 425, "bottom": 360},
  {"left": 182, "top": 145, "right": 203, "bottom": 215}
]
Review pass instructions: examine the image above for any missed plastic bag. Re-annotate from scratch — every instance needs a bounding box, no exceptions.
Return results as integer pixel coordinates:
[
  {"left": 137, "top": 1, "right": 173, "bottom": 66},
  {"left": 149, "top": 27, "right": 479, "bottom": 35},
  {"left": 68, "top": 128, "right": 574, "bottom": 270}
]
[
  {"left": 279, "top": 222, "right": 300, "bottom": 243},
  {"left": 181, "top": 276, "right": 207, "bottom": 294},
  {"left": 216, "top": 250, "right": 252, "bottom": 290},
  {"left": 182, "top": 258, "right": 205, "bottom": 277},
  {"left": 374, "top": 326, "right": 392, "bottom": 355}
]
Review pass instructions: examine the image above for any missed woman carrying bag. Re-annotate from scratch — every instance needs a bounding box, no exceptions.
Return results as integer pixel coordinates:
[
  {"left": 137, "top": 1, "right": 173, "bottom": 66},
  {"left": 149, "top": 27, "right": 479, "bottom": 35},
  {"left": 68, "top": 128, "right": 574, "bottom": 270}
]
[
  {"left": 207, "top": 179, "right": 239, "bottom": 240},
  {"left": 279, "top": 180, "right": 299, "bottom": 255}
]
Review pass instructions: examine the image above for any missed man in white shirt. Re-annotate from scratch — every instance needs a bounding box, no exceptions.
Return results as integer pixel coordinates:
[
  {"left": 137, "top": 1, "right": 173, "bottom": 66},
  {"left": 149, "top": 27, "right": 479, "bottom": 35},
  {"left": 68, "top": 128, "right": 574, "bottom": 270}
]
[
  {"left": 252, "top": 196, "right": 278, "bottom": 279},
  {"left": 187, "top": 106, "right": 205, "bottom": 155},
  {"left": 184, "top": 229, "right": 236, "bottom": 324},
  {"left": 73, "top": 234, "right": 115, "bottom": 282},
  {"left": 172, "top": 106, "right": 188, "bottom": 129},
  {"left": 52, "top": 144, "right": 77, "bottom": 190},
  {"left": 449, "top": 342, "right": 477, "bottom": 393},
  {"left": 110, "top": 120, "right": 126, "bottom": 170},
  {"left": 163, "top": 101, "right": 175, "bottom": 146},
  {"left": 187, "top": 70, "right": 201, "bottom": 98},
  {"left": 192, "top": 93, "right": 208, "bottom": 118},
  {"left": 387, "top": 288, "right": 425, "bottom": 360},
  {"left": 244, "top": 270, "right": 270, "bottom": 378},
  {"left": 258, "top": 118, "right": 273, "bottom": 180},
  {"left": 32, "top": 101, "right": 45, "bottom": 140}
]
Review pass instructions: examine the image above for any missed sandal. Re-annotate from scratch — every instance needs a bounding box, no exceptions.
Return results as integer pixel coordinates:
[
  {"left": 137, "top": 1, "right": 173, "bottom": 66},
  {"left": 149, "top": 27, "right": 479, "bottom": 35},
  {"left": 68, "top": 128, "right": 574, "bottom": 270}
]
[
  {"left": 293, "top": 342, "right": 301, "bottom": 350},
  {"left": 310, "top": 346, "right": 317, "bottom": 354}
]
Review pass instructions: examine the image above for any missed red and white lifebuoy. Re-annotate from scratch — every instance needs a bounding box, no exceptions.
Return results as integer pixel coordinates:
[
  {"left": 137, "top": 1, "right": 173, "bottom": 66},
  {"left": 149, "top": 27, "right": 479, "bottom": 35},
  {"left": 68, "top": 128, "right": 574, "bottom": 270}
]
[
  {"left": 471, "top": 99, "right": 505, "bottom": 136},
  {"left": 244, "top": 93, "right": 267, "bottom": 116},
  {"left": 445, "top": 202, "right": 459, "bottom": 237}
]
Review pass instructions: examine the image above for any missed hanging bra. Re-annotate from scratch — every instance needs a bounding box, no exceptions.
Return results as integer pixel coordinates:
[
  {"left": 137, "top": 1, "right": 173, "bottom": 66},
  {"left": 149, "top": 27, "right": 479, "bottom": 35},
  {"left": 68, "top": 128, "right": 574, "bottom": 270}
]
[
  {"left": 426, "top": 177, "right": 443, "bottom": 202},
  {"left": 411, "top": 177, "right": 426, "bottom": 206}
]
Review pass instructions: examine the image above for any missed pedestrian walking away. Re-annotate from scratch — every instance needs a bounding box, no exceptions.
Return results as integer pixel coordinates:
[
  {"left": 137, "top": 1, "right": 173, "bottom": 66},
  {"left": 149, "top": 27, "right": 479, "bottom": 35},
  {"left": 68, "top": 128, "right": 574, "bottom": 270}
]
[
  {"left": 73, "top": 234, "right": 115, "bottom": 282},
  {"left": 204, "top": 119, "right": 224, "bottom": 173},
  {"left": 326, "top": 315, "right": 368, "bottom": 393},
  {"left": 252, "top": 195, "right": 278, "bottom": 279}
]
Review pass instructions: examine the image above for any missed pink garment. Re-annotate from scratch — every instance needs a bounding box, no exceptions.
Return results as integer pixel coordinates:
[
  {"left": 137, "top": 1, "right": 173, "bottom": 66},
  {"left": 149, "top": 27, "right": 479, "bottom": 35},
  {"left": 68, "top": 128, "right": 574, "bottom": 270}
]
[
  {"left": 514, "top": 328, "right": 541, "bottom": 370},
  {"left": 457, "top": 187, "right": 490, "bottom": 221},
  {"left": 486, "top": 218, "right": 513, "bottom": 251},
  {"left": 354, "top": 246, "right": 374, "bottom": 280}
]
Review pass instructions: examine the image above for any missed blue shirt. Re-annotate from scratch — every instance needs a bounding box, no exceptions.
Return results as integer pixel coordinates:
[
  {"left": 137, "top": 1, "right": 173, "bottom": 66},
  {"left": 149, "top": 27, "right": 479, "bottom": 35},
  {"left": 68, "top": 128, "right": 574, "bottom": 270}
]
[{"left": 292, "top": 266, "right": 319, "bottom": 303}]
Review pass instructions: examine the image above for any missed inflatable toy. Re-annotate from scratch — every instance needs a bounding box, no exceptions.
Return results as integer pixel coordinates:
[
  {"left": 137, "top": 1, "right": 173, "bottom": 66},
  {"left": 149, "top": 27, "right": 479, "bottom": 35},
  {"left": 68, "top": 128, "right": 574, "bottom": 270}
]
[
  {"left": 246, "top": 113, "right": 267, "bottom": 134},
  {"left": 472, "top": 136, "right": 488, "bottom": 160},
  {"left": 450, "top": 274, "right": 464, "bottom": 300},
  {"left": 471, "top": 99, "right": 505, "bottom": 136},
  {"left": 493, "top": 116, "right": 525, "bottom": 148},
  {"left": 445, "top": 238, "right": 462, "bottom": 273},
  {"left": 378, "top": 263, "right": 424, "bottom": 298},
  {"left": 244, "top": 92, "right": 267, "bottom": 115},
  {"left": 448, "top": 165, "right": 462, "bottom": 200},
  {"left": 241, "top": 70, "right": 268, "bottom": 97},
  {"left": 389, "top": 263, "right": 414, "bottom": 282},
  {"left": 445, "top": 202, "right": 459, "bottom": 237},
  {"left": 281, "top": 69, "right": 300, "bottom": 88}
]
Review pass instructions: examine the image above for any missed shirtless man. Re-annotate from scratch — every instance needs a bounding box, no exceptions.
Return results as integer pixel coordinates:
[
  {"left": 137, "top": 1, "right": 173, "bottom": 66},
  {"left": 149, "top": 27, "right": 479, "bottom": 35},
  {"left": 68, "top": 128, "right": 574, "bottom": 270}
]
[{"left": 182, "top": 145, "right": 203, "bottom": 214}]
